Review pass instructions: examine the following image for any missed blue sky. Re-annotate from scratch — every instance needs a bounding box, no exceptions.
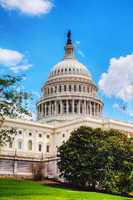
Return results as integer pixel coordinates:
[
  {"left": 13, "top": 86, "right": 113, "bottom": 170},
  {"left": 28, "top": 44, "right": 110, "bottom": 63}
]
[{"left": 0, "top": 0, "right": 133, "bottom": 122}]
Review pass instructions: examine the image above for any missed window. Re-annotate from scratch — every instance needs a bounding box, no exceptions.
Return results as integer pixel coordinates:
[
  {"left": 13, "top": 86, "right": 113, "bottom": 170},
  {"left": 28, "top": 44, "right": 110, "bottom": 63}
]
[
  {"left": 18, "top": 141, "right": 22, "bottom": 150},
  {"left": 29, "top": 132, "right": 32, "bottom": 136},
  {"left": 38, "top": 144, "right": 42, "bottom": 152},
  {"left": 69, "top": 85, "right": 71, "bottom": 91},
  {"left": 39, "top": 133, "right": 42, "bottom": 138},
  {"left": 58, "top": 103, "right": 60, "bottom": 114},
  {"left": 28, "top": 140, "right": 32, "bottom": 151},
  {"left": 64, "top": 85, "right": 66, "bottom": 91},
  {"left": 18, "top": 130, "right": 22, "bottom": 135},
  {"left": 79, "top": 85, "right": 81, "bottom": 92},
  {"left": 46, "top": 145, "right": 50, "bottom": 153},
  {"left": 59, "top": 85, "right": 61, "bottom": 92},
  {"left": 68, "top": 100, "right": 72, "bottom": 113},
  {"left": 63, "top": 101, "right": 66, "bottom": 113},
  {"left": 9, "top": 142, "right": 12, "bottom": 148},
  {"left": 46, "top": 134, "right": 50, "bottom": 139},
  {"left": 62, "top": 133, "right": 65, "bottom": 138},
  {"left": 74, "top": 85, "right": 76, "bottom": 92}
]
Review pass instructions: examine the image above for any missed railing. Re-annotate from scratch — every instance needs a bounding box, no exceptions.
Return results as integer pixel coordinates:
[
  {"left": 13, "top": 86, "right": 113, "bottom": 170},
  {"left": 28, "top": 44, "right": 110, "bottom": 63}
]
[{"left": 0, "top": 150, "right": 52, "bottom": 160}]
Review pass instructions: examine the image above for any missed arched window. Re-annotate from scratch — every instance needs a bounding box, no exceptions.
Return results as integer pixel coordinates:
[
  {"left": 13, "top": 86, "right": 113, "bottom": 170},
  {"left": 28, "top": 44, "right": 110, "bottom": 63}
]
[
  {"left": 58, "top": 103, "right": 60, "bottom": 114},
  {"left": 79, "top": 85, "right": 81, "bottom": 92},
  {"left": 9, "top": 141, "right": 13, "bottom": 148},
  {"left": 64, "top": 85, "right": 66, "bottom": 91},
  {"left": 46, "top": 144, "right": 50, "bottom": 153},
  {"left": 74, "top": 85, "right": 76, "bottom": 92},
  {"left": 69, "top": 85, "right": 71, "bottom": 91},
  {"left": 38, "top": 144, "right": 42, "bottom": 152},
  {"left": 46, "top": 134, "right": 50, "bottom": 139},
  {"left": 28, "top": 140, "right": 32, "bottom": 151},
  {"left": 59, "top": 85, "right": 61, "bottom": 92}
]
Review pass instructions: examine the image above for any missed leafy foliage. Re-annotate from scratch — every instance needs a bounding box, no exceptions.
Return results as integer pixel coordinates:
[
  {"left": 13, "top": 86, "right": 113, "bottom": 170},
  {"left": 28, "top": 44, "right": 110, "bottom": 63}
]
[
  {"left": 57, "top": 126, "right": 133, "bottom": 194},
  {"left": 0, "top": 75, "right": 32, "bottom": 146}
]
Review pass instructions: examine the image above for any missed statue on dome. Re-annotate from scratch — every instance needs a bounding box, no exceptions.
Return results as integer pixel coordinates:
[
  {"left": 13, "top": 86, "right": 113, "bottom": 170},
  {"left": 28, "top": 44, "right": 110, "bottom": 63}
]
[{"left": 67, "top": 30, "right": 72, "bottom": 44}]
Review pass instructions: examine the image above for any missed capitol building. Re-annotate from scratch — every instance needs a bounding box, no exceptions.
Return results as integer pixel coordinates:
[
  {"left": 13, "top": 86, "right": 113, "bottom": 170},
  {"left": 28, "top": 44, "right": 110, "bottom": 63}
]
[{"left": 0, "top": 32, "right": 133, "bottom": 178}]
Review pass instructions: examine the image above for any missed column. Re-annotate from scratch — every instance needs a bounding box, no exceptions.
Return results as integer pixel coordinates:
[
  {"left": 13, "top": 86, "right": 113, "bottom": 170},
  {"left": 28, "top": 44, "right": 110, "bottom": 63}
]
[
  {"left": 43, "top": 103, "right": 44, "bottom": 117},
  {"left": 72, "top": 99, "right": 74, "bottom": 114},
  {"left": 78, "top": 100, "right": 80, "bottom": 115},
  {"left": 48, "top": 102, "right": 51, "bottom": 116},
  {"left": 94, "top": 103, "right": 96, "bottom": 116},
  {"left": 84, "top": 100, "right": 86, "bottom": 116},
  {"left": 90, "top": 102, "right": 92, "bottom": 116},
  {"left": 51, "top": 102, "right": 53, "bottom": 115},
  {"left": 44, "top": 103, "right": 46, "bottom": 117},
  {"left": 86, "top": 101, "right": 88, "bottom": 115},
  {"left": 54, "top": 101, "right": 57, "bottom": 116}
]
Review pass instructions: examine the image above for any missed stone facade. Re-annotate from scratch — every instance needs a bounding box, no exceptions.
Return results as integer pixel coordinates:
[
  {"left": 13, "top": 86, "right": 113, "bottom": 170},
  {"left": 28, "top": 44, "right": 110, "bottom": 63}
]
[{"left": 0, "top": 32, "right": 133, "bottom": 178}]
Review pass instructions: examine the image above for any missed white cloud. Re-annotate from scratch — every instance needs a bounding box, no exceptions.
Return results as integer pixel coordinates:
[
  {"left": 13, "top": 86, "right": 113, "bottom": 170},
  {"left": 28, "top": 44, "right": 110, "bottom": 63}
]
[
  {"left": 0, "top": 0, "right": 53, "bottom": 16},
  {"left": 10, "top": 64, "right": 32, "bottom": 73},
  {"left": 99, "top": 54, "right": 133, "bottom": 101},
  {"left": 75, "top": 40, "right": 80, "bottom": 45},
  {"left": 77, "top": 49, "right": 85, "bottom": 58},
  {"left": 0, "top": 48, "right": 23, "bottom": 65},
  {"left": 0, "top": 48, "right": 32, "bottom": 73},
  {"left": 75, "top": 40, "right": 85, "bottom": 58}
]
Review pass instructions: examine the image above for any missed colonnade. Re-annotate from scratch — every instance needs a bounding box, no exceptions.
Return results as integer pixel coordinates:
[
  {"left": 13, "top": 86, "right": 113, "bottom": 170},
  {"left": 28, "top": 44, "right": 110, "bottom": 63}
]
[{"left": 38, "top": 99, "right": 102, "bottom": 118}]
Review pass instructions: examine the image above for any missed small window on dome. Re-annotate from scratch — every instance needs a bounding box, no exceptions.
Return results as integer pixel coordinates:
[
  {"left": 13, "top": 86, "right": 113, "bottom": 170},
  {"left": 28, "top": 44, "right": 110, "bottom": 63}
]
[
  {"left": 64, "top": 85, "right": 66, "bottom": 91},
  {"left": 69, "top": 68, "right": 71, "bottom": 72},
  {"left": 59, "top": 85, "right": 61, "bottom": 92},
  {"left": 46, "top": 134, "right": 50, "bottom": 139},
  {"left": 74, "top": 85, "right": 76, "bottom": 92},
  {"left": 79, "top": 85, "right": 81, "bottom": 92},
  {"left": 69, "top": 85, "right": 71, "bottom": 91},
  {"left": 65, "top": 68, "right": 67, "bottom": 72},
  {"left": 61, "top": 69, "right": 63, "bottom": 72},
  {"left": 19, "top": 130, "right": 22, "bottom": 135}
]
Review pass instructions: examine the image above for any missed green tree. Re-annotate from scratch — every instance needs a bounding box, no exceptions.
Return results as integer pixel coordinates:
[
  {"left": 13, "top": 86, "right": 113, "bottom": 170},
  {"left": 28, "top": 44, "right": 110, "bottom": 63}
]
[
  {"left": 0, "top": 75, "right": 32, "bottom": 146},
  {"left": 57, "top": 126, "right": 133, "bottom": 194}
]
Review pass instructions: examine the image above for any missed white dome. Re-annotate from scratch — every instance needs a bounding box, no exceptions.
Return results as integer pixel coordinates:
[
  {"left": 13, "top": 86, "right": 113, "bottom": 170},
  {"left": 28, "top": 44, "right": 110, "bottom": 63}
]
[{"left": 49, "top": 58, "right": 92, "bottom": 79}]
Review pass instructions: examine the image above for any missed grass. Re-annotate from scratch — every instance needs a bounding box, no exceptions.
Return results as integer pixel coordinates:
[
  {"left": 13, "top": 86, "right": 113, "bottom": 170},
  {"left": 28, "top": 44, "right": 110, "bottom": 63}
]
[{"left": 0, "top": 178, "right": 131, "bottom": 200}]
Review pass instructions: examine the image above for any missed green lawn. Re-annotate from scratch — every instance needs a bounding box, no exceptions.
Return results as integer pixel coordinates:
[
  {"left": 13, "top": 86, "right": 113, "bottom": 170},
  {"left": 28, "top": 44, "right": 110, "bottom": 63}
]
[{"left": 0, "top": 179, "right": 131, "bottom": 200}]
